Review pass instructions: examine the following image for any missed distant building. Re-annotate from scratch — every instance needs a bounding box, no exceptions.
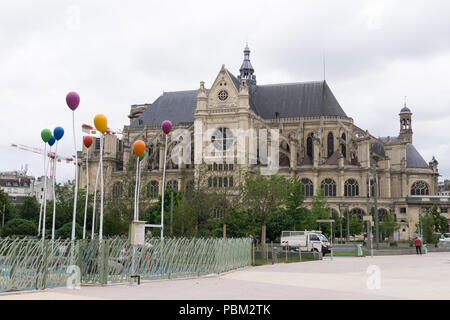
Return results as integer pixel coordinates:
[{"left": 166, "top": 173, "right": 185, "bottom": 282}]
[
  {"left": 0, "top": 170, "right": 35, "bottom": 205},
  {"left": 438, "top": 179, "right": 450, "bottom": 196},
  {"left": 33, "top": 176, "right": 53, "bottom": 203}
]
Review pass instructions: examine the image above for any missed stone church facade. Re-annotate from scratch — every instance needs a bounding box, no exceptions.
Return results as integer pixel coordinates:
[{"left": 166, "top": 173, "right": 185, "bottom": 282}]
[{"left": 78, "top": 45, "right": 449, "bottom": 241}]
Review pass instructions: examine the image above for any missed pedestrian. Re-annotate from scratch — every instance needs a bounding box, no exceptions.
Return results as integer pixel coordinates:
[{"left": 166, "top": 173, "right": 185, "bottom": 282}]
[{"left": 414, "top": 236, "right": 422, "bottom": 255}]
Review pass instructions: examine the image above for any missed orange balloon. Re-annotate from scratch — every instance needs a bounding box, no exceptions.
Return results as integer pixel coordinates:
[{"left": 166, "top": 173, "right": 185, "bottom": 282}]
[{"left": 133, "top": 140, "right": 145, "bottom": 157}]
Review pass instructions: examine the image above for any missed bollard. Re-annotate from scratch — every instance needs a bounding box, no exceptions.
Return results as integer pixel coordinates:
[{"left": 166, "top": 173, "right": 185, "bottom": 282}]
[
  {"left": 285, "top": 244, "right": 288, "bottom": 263},
  {"left": 299, "top": 248, "right": 302, "bottom": 262}
]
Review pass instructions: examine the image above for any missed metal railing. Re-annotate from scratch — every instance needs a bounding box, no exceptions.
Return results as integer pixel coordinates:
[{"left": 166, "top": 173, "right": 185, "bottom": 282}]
[{"left": 0, "top": 237, "right": 251, "bottom": 292}]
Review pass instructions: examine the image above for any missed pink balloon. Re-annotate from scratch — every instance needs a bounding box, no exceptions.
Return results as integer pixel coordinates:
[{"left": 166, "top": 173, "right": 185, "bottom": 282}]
[
  {"left": 66, "top": 92, "right": 80, "bottom": 111},
  {"left": 161, "top": 120, "right": 172, "bottom": 135}
]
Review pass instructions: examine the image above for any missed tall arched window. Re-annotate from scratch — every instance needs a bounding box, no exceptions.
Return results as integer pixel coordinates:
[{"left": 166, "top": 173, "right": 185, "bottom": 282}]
[
  {"left": 327, "top": 132, "right": 334, "bottom": 158},
  {"left": 411, "top": 181, "right": 429, "bottom": 195},
  {"left": 306, "top": 133, "right": 313, "bottom": 159},
  {"left": 377, "top": 208, "right": 389, "bottom": 221},
  {"left": 350, "top": 208, "right": 365, "bottom": 219},
  {"left": 344, "top": 179, "right": 359, "bottom": 197},
  {"left": 112, "top": 182, "right": 122, "bottom": 197},
  {"left": 128, "top": 184, "right": 134, "bottom": 198},
  {"left": 147, "top": 180, "right": 159, "bottom": 199},
  {"left": 167, "top": 180, "right": 178, "bottom": 190},
  {"left": 341, "top": 133, "right": 346, "bottom": 158},
  {"left": 320, "top": 178, "right": 336, "bottom": 197},
  {"left": 185, "top": 180, "right": 194, "bottom": 192},
  {"left": 301, "top": 178, "right": 314, "bottom": 197}
]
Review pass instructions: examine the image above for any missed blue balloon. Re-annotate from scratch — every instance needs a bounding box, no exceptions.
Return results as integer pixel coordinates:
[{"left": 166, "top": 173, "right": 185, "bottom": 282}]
[
  {"left": 48, "top": 136, "right": 56, "bottom": 146},
  {"left": 54, "top": 127, "right": 64, "bottom": 141}
]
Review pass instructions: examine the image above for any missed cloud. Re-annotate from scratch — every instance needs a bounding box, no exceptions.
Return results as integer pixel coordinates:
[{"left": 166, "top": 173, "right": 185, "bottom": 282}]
[{"left": 0, "top": 0, "right": 449, "bottom": 181}]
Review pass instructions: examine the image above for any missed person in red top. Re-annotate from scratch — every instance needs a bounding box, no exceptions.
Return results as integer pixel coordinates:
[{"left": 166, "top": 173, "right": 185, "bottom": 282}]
[{"left": 414, "top": 237, "right": 422, "bottom": 255}]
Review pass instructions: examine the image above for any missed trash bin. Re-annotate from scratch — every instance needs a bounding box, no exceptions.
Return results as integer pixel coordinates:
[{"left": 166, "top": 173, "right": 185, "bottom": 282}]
[
  {"left": 356, "top": 244, "right": 364, "bottom": 257},
  {"left": 422, "top": 244, "right": 428, "bottom": 254}
]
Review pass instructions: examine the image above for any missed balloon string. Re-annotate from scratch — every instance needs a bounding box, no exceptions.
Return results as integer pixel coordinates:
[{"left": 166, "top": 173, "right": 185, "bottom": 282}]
[
  {"left": 38, "top": 143, "right": 46, "bottom": 236},
  {"left": 51, "top": 141, "right": 58, "bottom": 249},
  {"left": 91, "top": 157, "right": 100, "bottom": 240},
  {"left": 83, "top": 147, "right": 89, "bottom": 239},
  {"left": 71, "top": 111, "right": 78, "bottom": 241}
]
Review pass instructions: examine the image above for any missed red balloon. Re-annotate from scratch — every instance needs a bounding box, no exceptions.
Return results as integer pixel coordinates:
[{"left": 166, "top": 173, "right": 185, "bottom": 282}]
[{"left": 83, "top": 136, "right": 93, "bottom": 148}]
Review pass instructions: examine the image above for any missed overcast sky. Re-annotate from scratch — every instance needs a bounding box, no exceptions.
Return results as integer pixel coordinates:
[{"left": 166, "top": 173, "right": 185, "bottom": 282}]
[{"left": 1, "top": 0, "right": 449, "bottom": 182}]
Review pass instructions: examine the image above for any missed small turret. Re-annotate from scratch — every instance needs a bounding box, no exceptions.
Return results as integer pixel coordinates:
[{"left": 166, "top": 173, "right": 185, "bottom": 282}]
[
  {"left": 238, "top": 43, "right": 256, "bottom": 85},
  {"left": 399, "top": 101, "right": 413, "bottom": 143}
]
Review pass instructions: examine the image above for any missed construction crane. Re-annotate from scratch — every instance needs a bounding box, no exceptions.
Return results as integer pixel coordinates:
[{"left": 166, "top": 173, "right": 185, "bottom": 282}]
[
  {"left": 82, "top": 124, "right": 122, "bottom": 136},
  {"left": 11, "top": 143, "right": 74, "bottom": 181},
  {"left": 10, "top": 143, "right": 74, "bottom": 164}
]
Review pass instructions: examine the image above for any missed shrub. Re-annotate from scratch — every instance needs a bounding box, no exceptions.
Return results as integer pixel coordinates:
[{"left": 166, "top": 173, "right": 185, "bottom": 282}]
[{"left": 1, "top": 218, "right": 37, "bottom": 237}]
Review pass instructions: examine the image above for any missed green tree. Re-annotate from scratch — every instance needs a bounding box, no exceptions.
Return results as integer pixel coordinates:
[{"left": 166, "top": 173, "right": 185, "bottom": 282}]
[
  {"left": 349, "top": 216, "right": 363, "bottom": 237},
  {"left": 285, "top": 177, "right": 305, "bottom": 230},
  {"left": 17, "top": 196, "right": 40, "bottom": 222},
  {"left": 55, "top": 222, "right": 83, "bottom": 239},
  {"left": 241, "top": 169, "right": 290, "bottom": 247},
  {"left": 1, "top": 218, "right": 37, "bottom": 237},
  {"left": 379, "top": 212, "right": 400, "bottom": 243},
  {"left": 420, "top": 212, "right": 436, "bottom": 245}
]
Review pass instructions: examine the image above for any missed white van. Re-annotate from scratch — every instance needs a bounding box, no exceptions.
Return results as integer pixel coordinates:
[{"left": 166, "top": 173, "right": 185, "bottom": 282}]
[{"left": 280, "top": 231, "right": 330, "bottom": 254}]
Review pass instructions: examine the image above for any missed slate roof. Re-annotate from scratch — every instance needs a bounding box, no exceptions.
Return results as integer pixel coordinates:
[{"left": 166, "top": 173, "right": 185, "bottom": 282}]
[
  {"left": 406, "top": 143, "right": 429, "bottom": 168},
  {"left": 132, "top": 72, "right": 347, "bottom": 126},
  {"left": 131, "top": 90, "right": 199, "bottom": 126},
  {"left": 249, "top": 80, "right": 347, "bottom": 119}
]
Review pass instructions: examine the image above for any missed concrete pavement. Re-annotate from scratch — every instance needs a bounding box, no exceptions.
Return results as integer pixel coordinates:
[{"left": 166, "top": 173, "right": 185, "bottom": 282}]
[{"left": 1, "top": 252, "right": 449, "bottom": 300}]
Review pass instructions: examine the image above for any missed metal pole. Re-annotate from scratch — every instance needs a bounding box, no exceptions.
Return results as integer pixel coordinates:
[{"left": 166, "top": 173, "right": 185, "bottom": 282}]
[
  {"left": 160, "top": 134, "right": 168, "bottom": 241},
  {"left": 373, "top": 165, "right": 379, "bottom": 250},
  {"left": 38, "top": 143, "right": 46, "bottom": 236},
  {"left": 346, "top": 205, "right": 350, "bottom": 242},
  {"left": 366, "top": 173, "right": 373, "bottom": 257},
  {"left": 2, "top": 204, "right": 5, "bottom": 227},
  {"left": 83, "top": 147, "right": 89, "bottom": 239},
  {"left": 339, "top": 208, "right": 343, "bottom": 244},
  {"left": 51, "top": 141, "right": 59, "bottom": 249},
  {"left": 170, "top": 187, "right": 174, "bottom": 236},
  {"left": 330, "top": 207, "right": 333, "bottom": 260},
  {"left": 99, "top": 134, "right": 105, "bottom": 242}
]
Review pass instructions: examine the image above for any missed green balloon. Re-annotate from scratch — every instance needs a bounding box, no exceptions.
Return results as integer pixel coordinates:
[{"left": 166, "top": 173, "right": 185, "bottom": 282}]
[
  {"left": 41, "top": 129, "right": 52, "bottom": 143},
  {"left": 139, "top": 151, "right": 146, "bottom": 161}
]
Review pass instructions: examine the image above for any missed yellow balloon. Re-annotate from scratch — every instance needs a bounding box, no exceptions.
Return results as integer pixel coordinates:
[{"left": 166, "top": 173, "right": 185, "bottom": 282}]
[{"left": 94, "top": 114, "right": 107, "bottom": 134}]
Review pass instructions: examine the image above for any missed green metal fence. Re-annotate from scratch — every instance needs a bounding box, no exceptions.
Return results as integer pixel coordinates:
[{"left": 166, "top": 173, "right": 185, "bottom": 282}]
[{"left": 0, "top": 237, "right": 251, "bottom": 292}]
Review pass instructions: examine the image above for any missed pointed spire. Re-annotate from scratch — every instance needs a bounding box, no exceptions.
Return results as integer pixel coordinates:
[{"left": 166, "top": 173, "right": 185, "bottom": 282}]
[{"left": 238, "top": 43, "right": 256, "bottom": 85}]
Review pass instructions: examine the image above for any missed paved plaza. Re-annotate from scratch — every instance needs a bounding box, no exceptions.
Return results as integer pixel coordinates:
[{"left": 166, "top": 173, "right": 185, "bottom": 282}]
[{"left": 1, "top": 252, "right": 450, "bottom": 300}]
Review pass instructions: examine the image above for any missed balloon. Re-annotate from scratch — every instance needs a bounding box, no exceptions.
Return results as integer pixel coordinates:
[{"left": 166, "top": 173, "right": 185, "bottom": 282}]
[
  {"left": 161, "top": 120, "right": 172, "bottom": 135},
  {"left": 48, "top": 136, "right": 56, "bottom": 146},
  {"left": 54, "top": 127, "right": 64, "bottom": 141},
  {"left": 83, "top": 136, "right": 93, "bottom": 148},
  {"left": 41, "top": 129, "right": 52, "bottom": 143},
  {"left": 139, "top": 151, "right": 146, "bottom": 161},
  {"left": 133, "top": 140, "right": 145, "bottom": 157},
  {"left": 94, "top": 114, "right": 107, "bottom": 134},
  {"left": 66, "top": 92, "right": 80, "bottom": 111}
]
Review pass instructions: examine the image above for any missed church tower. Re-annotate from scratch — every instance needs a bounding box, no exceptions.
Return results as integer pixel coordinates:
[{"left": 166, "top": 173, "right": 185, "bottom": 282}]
[
  {"left": 238, "top": 44, "right": 256, "bottom": 85},
  {"left": 399, "top": 102, "right": 413, "bottom": 143}
]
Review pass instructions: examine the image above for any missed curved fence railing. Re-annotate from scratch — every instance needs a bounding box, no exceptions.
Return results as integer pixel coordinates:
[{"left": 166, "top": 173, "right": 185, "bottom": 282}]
[{"left": 0, "top": 237, "right": 251, "bottom": 292}]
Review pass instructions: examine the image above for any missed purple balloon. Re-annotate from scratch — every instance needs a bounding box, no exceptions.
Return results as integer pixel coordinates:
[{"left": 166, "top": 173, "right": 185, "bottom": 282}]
[
  {"left": 161, "top": 120, "right": 172, "bottom": 135},
  {"left": 66, "top": 92, "right": 80, "bottom": 111}
]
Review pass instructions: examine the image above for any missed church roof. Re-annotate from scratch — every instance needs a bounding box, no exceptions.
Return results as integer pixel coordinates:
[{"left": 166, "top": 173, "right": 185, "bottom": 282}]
[
  {"left": 249, "top": 80, "right": 347, "bottom": 119},
  {"left": 132, "top": 90, "right": 199, "bottom": 126},
  {"left": 406, "top": 143, "right": 428, "bottom": 168},
  {"left": 132, "top": 75, "right": 347, "bottom": 126}
]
